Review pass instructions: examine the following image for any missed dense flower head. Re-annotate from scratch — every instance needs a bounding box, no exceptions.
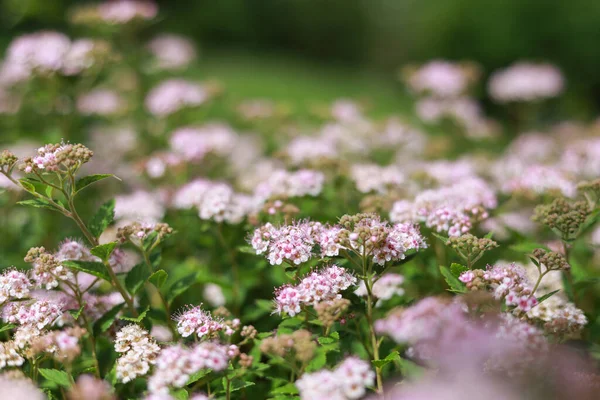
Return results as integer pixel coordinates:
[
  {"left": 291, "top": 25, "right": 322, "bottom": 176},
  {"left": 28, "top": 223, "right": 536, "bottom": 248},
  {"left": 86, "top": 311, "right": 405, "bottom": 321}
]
[
  {"left": 296, "top": 356, "right": 374, "bottom": 400},
  {"left": 20, "top": 142, "right": 93, "bottom": 174},
  {"left": 147, "top": 34, "right": 197, "bottom": 70},
  {"left": 115, "top": 325, "right": 160, "bottom": 383},
  {"left": 260, "top": 329, "right": 316, "bottom": 362},
  {"left": 254, "top": 169, "right": 325, "bottom": 200},
  {"left": 4, "top": 299, "right": 63, "bottom": 330},
  {"left": 355, "top": 273, "right": 405, "bottom": 301},
  {"left": 0, "top": 269, "right": 31, "bottom": 304},
  {"left": 404, "top": 60, "right": 475, "bottom": 98},
  {"left": 175, "top": 305, "right": 226, "bottom": 338},
  {"left": 500, "top": 164, "right": 576, "bottom": 198},
  {"left": 391, "top": 177, "right": 496, "bottom": 236},
  {"left": 169, "top": 123, "right": 237, "bottom": 162},
  {"left": 145, "top": 79, "right": 209, "bottom": 116},
  {"left": 147, "top": 342, "right": 232, "bottom": 394},
  {"left": 77, "top": 89, "right": 125, "bottom": 116},
  {"left": 350, "top": 163, "right": 405, "bottom": 194},
  {"left": 68, "top": 374, "right": 115, "bottom": 400},
  {"left": 251, "top": 221, "right": 322, "bottom": 265},
  {"left": 96, "top": 0, "right": 158, "bottom": 24},
  {"left": 533, "top": 198, "right": 590, "bottom": 240},
  {"left": 488, "top": 62, "right": 564, "bottom": 102},
  {"left": 25, "top": 246, "right": 74, "bottom": 289},
  {"left": 0, "top": 374, "right": 46, "bottom": 400},
  {"left": 274, "top": 264, "right": 356, "bottom": 316}
]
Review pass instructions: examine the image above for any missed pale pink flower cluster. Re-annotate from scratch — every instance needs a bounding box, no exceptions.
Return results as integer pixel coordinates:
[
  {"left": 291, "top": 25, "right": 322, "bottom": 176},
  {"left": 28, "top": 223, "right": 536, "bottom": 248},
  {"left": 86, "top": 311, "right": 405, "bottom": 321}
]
[
  {"left": 251, "top": 221, "right": 322, "bottom": 265},
  {"left": 3, "top": 299, "right": 63, "bottom": 347},
  {"left": 147, "top": 34, "right": 197, "bottom": 70},
  {"left": 295, "top": 356, "right": 374, "bottom": 400},
  {"left": 355, "top": 273, "right": 404, "bottom": 301},
  {"left": 145, "top": 79, "right": 209, "bottom": 116},
  {"left": 372, "top": 223, "right": 428, "bottom": 265},
  {"left": 30, "top": 258, "right": 74, "bottom": 291},
  {"left": 98, "top": 0, "right": 158, "bottom": 24},
  {"left": 459, "top": 263, "right": 538, "bottom": 312},
  {"left": 500, "top": 164, "right": 576, "bottom": 198},
  {"left": 527, "top": 296, "right": 587, "bottom": 334},
  {"left": 115, "top": 190, "right": 166, "bottom": 223},
  {"left": 330, "top": 99, "right": 364, "bottom": 123},
  {"left": 0, "top": 341, "right": 24, "bottom": 369},
  {"left": 148, "top": 342, "right": 232, "bottom": 394},
  {"left": 169, "top": 123, "right": 237, "bottom": 162},
  {"left": 488, "top": 62, "right": 564, "bottom": 102},
  {"left": 115, "top": 325, "right": 160, "bottom": 383},
  {"left": 274, "top": 265, "right": 356, "bottom": 316},
  {"left": 0, "top": 33, "right": 109, "bottom": 84},
  {"left": 407, "top": 61, "right": 469, "bottom": 98},
  {"left": 237, "top": 98, "right": 276, "bottom": 120},
  {"left": 0, "top": 270, "right": 31, "bottom": 304},
  {"left": 0, "top": 375, "right": 46, "bottom": 399},
  {"left": 560, "top": 137, "right": 600, "bottom": 179},
  {"left": 285, "top": 135, "right": 339, "bottom": 165},
  {"left": 77, "top": 89, "right": 125, "bottom": 116},
  {"left": 171, "top": 179, "right": 258, "bottom": 224},
  {"left": 175, "top": 305, "right": 228, "bottom": 338},
  {"left": 391, "top": 178, "right": 496, "bottom": 236},
  {"left": 350, "top": 163, "right": 405, "bottom": 194},
  {"left": 26, "top": 143, "right": 67, "bottom": 172},
  {"left": 254, "top": 169, "right": 325, "bottom": 200},
  {"left": 203, "top": 283, "right": 226, "bottom": 307}
]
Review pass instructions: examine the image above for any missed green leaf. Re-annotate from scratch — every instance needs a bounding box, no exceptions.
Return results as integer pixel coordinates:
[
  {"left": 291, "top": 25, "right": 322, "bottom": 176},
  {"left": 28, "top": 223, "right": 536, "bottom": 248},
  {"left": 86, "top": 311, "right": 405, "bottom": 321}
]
[
  {"left": 39, "top": 369, "right": 72, "bottom": 388},
  {"left": 166, "top": 272, "right": 199, "bottom": 304},
  {"left": 431, "top": 232, "right": 449, "bottom": 242},
  {"left": 278, "top": 317, "right": 303, "bottom": 329},
  {"left": 171, "top": 389, "right": 189, "bottom": 400},
  {"left": 397, "top": 357, "right": 425, "bottom": 380},
  {"left": 75, "top": 174, "right": 116, "bottom": 193},
  {"left": 305, "top": 351, "right": 327, "bottom": 372},
  {"left": 536, "top": 289, "right": 560, "bottom": 304},
  {"left": 509, "top": 242, "right": 550, "bottom": 254},
  {"left": 237, "top": 245, "right": 257, "bottom": 254},
  {"left": 271, "top": 383, "right": 299, "bottom": 395},
  {"left": 119, "top": 306, "right": 150, "bottom": 323},
  {"left": 89, "top": 199, "right": 115, "bottom": 239},
  {"left": 228, "top": 378, "right": 255, "bottom": 392},
  {"left": 0, "top": 323, "right": 16, "bottom": 333},
  {"left": 18, "top": 178, "right": 36, "bottom": 193},
  {"left": 17, "top": 198, "right": 57, "bottom": 211},
  {"left": 62, "top": 260, "right": 111, "bottom": 282},
  {"left": 90, "top": 242, "right": 117, "bottom": 262},
  {"left": 372, "top": 351, "right": 400, "bottom": 368},
  {"left": 148, "top": 270, "right": 168, "bottom": 288},
  {"left": 439, "top": 265, "right": 466, "bottom": 293},
  {"left": 125, "top": 262, "right": 150, "bottom": 295},
  {"left": 93, "top": 303, "right": 124, "bottom": 335},
  {"left": 186, "top": 369, "right": 211, "bottom": 385},
  {"left": 68, "top": 305, "right": 85, "bottom": 320},
  {"left": 484, "top": 231, "right": 494, "bottom": 239},
  {"left": 450, "top": 263, "right": 468, "bottom": 278}
]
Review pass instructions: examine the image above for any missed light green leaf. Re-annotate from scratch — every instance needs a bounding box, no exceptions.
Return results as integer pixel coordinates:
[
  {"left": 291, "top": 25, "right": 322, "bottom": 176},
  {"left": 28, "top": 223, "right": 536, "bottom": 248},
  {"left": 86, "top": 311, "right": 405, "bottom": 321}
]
[
  {"left": 372, "top": 351, "right": 400, "bottom": 368},
  {"left": 119, "top": 306, "right": 150, "bottom": 323},
  {"left": 75, "top": 174, "right": 117, "bottom": 193},
  {"left": 271, "top": 383, "right": 299, "bottom": 395},
  {"left": 148, "top": 270, "right": 168, "bottom": 288},
  {"left": 439, "top": 265, "right": 466, "bottom": 293},
  {"left": 62, "top": 260, "right": 111, "bottom": 282},
  {"left": 89, "top": 199, "right": 115, "bottom": 238},
  {"left": 90, "top": 242, "right": 117, "bottom": 262},
  {"left": 17, "top": 199, "right": 57, "bottom": 211},
  {"left": 39, "top": 369, "right": 72, "bottom": 388}
]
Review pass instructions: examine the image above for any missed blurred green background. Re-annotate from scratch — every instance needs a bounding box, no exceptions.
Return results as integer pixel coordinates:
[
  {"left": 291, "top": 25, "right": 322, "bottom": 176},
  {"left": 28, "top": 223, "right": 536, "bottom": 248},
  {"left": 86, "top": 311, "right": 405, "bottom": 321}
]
[{"left": 1, "top": 0, "right": 600, "bottom": 118}]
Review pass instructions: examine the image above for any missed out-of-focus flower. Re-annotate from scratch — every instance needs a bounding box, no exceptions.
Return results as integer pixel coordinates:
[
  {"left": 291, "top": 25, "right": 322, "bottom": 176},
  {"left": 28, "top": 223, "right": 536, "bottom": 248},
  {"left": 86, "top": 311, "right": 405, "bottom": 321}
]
[
  {"left": 77, "top": 89, "right": 125, "bottom": 116},
  {"left": 115, "top": 190, "right": 166, "bottom": 223},
  {"left": 488, "top": 62, "right": 564, "bottom": 102},
  {"left": 145, "top": 79, "right": 209, "bottom": 117},
  {"left": 404, "top": 60, "right": 475, "bottom": 98},
  {"left": 147, "top": 34, "right": 197, "bottom": 70}
]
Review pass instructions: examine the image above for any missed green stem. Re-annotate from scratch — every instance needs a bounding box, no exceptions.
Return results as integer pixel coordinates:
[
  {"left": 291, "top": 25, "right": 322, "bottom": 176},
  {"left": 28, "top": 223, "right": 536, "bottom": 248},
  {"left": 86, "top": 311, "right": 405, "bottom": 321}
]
[{"left": 362, "top": 249, "right": 383, "bottom": 394}]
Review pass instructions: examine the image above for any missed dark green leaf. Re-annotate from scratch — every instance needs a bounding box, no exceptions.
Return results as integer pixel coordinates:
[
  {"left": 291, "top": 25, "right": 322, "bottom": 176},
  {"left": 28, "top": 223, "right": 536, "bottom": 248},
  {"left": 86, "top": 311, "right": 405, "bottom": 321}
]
[
  {"left": 62, "top": 260, "right": 111, "bottom": 282},
  {"left": 228, "top": 378, "right": 255, "bottom": 392},
  {"left": 148, "top": 270, "right": 168, "bottom": 289},
  {"left": 125, "top": 262, "right": 150, "bottom": 295},
  {"left": 39, "top": 369, "right": 72, "bottom": 388},
  {"left": 166, "top": 272, "right": 199, "bottom": 304},
  {"left": 186, "top": 369, "right": 211, "bottom": 385},
  {"left": 93, "top": 303, "right": 124, "bottom": 335},
  {"left": 271, "top": 383, "right": 299, "bottom": 395},
  {"left": 119, "top": 306, "right": 149, "bottom": 323},
  {"left": 0, "top": 323, "right": 16, "bottom": 333},
  {"left": 536, "top": 289, "right": 560, "bottom": 304},
  {"left": 439, "top": 265, "right": 466, "bottom": 293},
  {"left": 90, "top": 242, "right": 117, "bottom": 262},
  {"left": 89, "top": 199, "right": 115, "bottom": 238},
  {"left": 75, "top": 174, "right": 116, "bottom": 193}
]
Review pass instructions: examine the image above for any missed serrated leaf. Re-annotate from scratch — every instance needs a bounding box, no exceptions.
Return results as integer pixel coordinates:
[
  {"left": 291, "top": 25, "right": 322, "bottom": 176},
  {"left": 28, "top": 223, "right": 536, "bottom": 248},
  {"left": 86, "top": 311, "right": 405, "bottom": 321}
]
[
  {"left": 450, "top": 263, "right": 468, "bottom": 278},
  {"left": 90, "top": 242, "right": 117, "bottom": 262},
  {"left": 305, "top": 350, "right": 327, "bottom": 372},
  {"left": 17, "top": 198, "right": 57, "bottom": 211},
  {"left": 18, "top": 178, "right": 36, "bottom": 193},
  {"left": 166, "top": 272, "right": 199, "bottom": 304},
  {"left": 536, "top": 289, "right": 560, "bottom": 304},
  {"left": 75, "top": 174, "right": 116, "bottom": 193},
  {"left": 119, "top": 306, "right": 149, "bottom": 323},
  {"left": 439, "top": 265, "right": 466, "bottom": 293},
  {"left": 125, "top": 262, "right": 150, "bottom": 295},
  {"left": 89, "top": 199, "right": 115, "bottom": 238},
  {"left": 93, "top": 303, "right": 124, "bottom": 335},
  {"left": 431, "top": 232, "right": 449, "bottom": 242},
  {"left": 149, "top": 270, "right": 168, "bottom": 288},
  {"left": 271, "top": 383, "right": 299, "bottom": 395},
  {"left": 62, "top": 260, "right": 111, "bottom": 282},
  {"left": 372, "top": 351, "right": 400, "bottom": 368},
  {"left": 39, "top": 369, "right": 72, "bottom": 388},
  {"left": 68, "top": 305, "right": 85, "bottom": 320},
  {"left": 228, "top": 378, "right": 255, "bottom": 392}
]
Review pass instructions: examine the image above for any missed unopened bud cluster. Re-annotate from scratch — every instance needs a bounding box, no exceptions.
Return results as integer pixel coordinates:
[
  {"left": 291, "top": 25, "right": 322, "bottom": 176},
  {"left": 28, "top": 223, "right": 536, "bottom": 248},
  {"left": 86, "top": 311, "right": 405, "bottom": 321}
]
[
  {"left": 117, "top": 222, "right": 173, "bottom": 243},
  {"left": 314, "top": 298, "right": 350, "bottom": 328},
  {"left": 446, "top": 234, "right": 498, "bottom": 265},
  {"left": 533, "top": 198, "right": 590, "bottom": 240},
  {"left": 531, "top": 248, "right": 570, "bottom": 271},
  {"left": 20, "top": 143, "right": 93, "bottom": 174},
  {"left": 0, "top": 150, "right": 18, "bottom": 171},
  {"left": 260, "top": 329, "right": 316, "bottom": 363}
]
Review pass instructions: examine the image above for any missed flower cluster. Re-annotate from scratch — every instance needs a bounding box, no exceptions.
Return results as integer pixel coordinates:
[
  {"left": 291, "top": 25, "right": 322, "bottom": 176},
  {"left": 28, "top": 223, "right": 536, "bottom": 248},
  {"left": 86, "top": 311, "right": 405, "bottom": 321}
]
[
  {"left": 391, "top": 178, "right": 497, "bottom": 236},
  {"left": 147, "top": 34, "right": 197, "bottom": 70},
  {"left": 260, "top": 330, "right": 316, "bottom": 362},
  {"left": 274, "top": 265, "right": 356, "bottom": 316},
  {"left": 20, "top": 143, "right": 93, "bottom": 174},
  {"left": 296, "top": 356, "right": 375, "bottom": 400},
  {"left": 175, "top": 305, "right": 227, "bottom": 338},
  {"left": 488, "top": 62, "right": 564, "bottom": 102},
  {"left": 350, "top": 163, "right": 405, "bottom": 194},
  {"left": 0, "top": 270, "right": 31, "bottom": 304},
  {"left": 355, "top": 273, "right": 405, "bottom": 301},
  {"left": 115, "top": 325, "right": 160, "bottom": 383},
  {"left": 145, "top": 79, "right": 210, "bottom": 116},
  {"left": 25, "top": 247, "right": 74, "bottom": 290},
  {"left": 533, "top": 198, "right": 590, "bottom": 240},
  {"left": 71, "top": 1, "right": 158, "bottom": 25},
  {"left": 147, "top": 342, "right": 233, "bottom": 394},
  {"left": 254, "top": 169, "right": 325, "bottom": 200}
]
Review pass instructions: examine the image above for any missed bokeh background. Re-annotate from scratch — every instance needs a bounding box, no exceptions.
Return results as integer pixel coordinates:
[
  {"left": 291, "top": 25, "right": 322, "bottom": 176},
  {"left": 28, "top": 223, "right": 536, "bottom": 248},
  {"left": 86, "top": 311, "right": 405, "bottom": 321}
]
[{"left": 2, "top": 0, "right": 600, "bottom": 119}]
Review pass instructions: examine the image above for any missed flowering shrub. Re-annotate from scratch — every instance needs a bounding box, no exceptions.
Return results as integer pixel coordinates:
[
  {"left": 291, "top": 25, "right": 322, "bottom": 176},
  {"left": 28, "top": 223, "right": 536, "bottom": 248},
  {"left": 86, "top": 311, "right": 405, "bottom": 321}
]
[{"left": 1, "top": 2, "right": 600, "bottom": 400}]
